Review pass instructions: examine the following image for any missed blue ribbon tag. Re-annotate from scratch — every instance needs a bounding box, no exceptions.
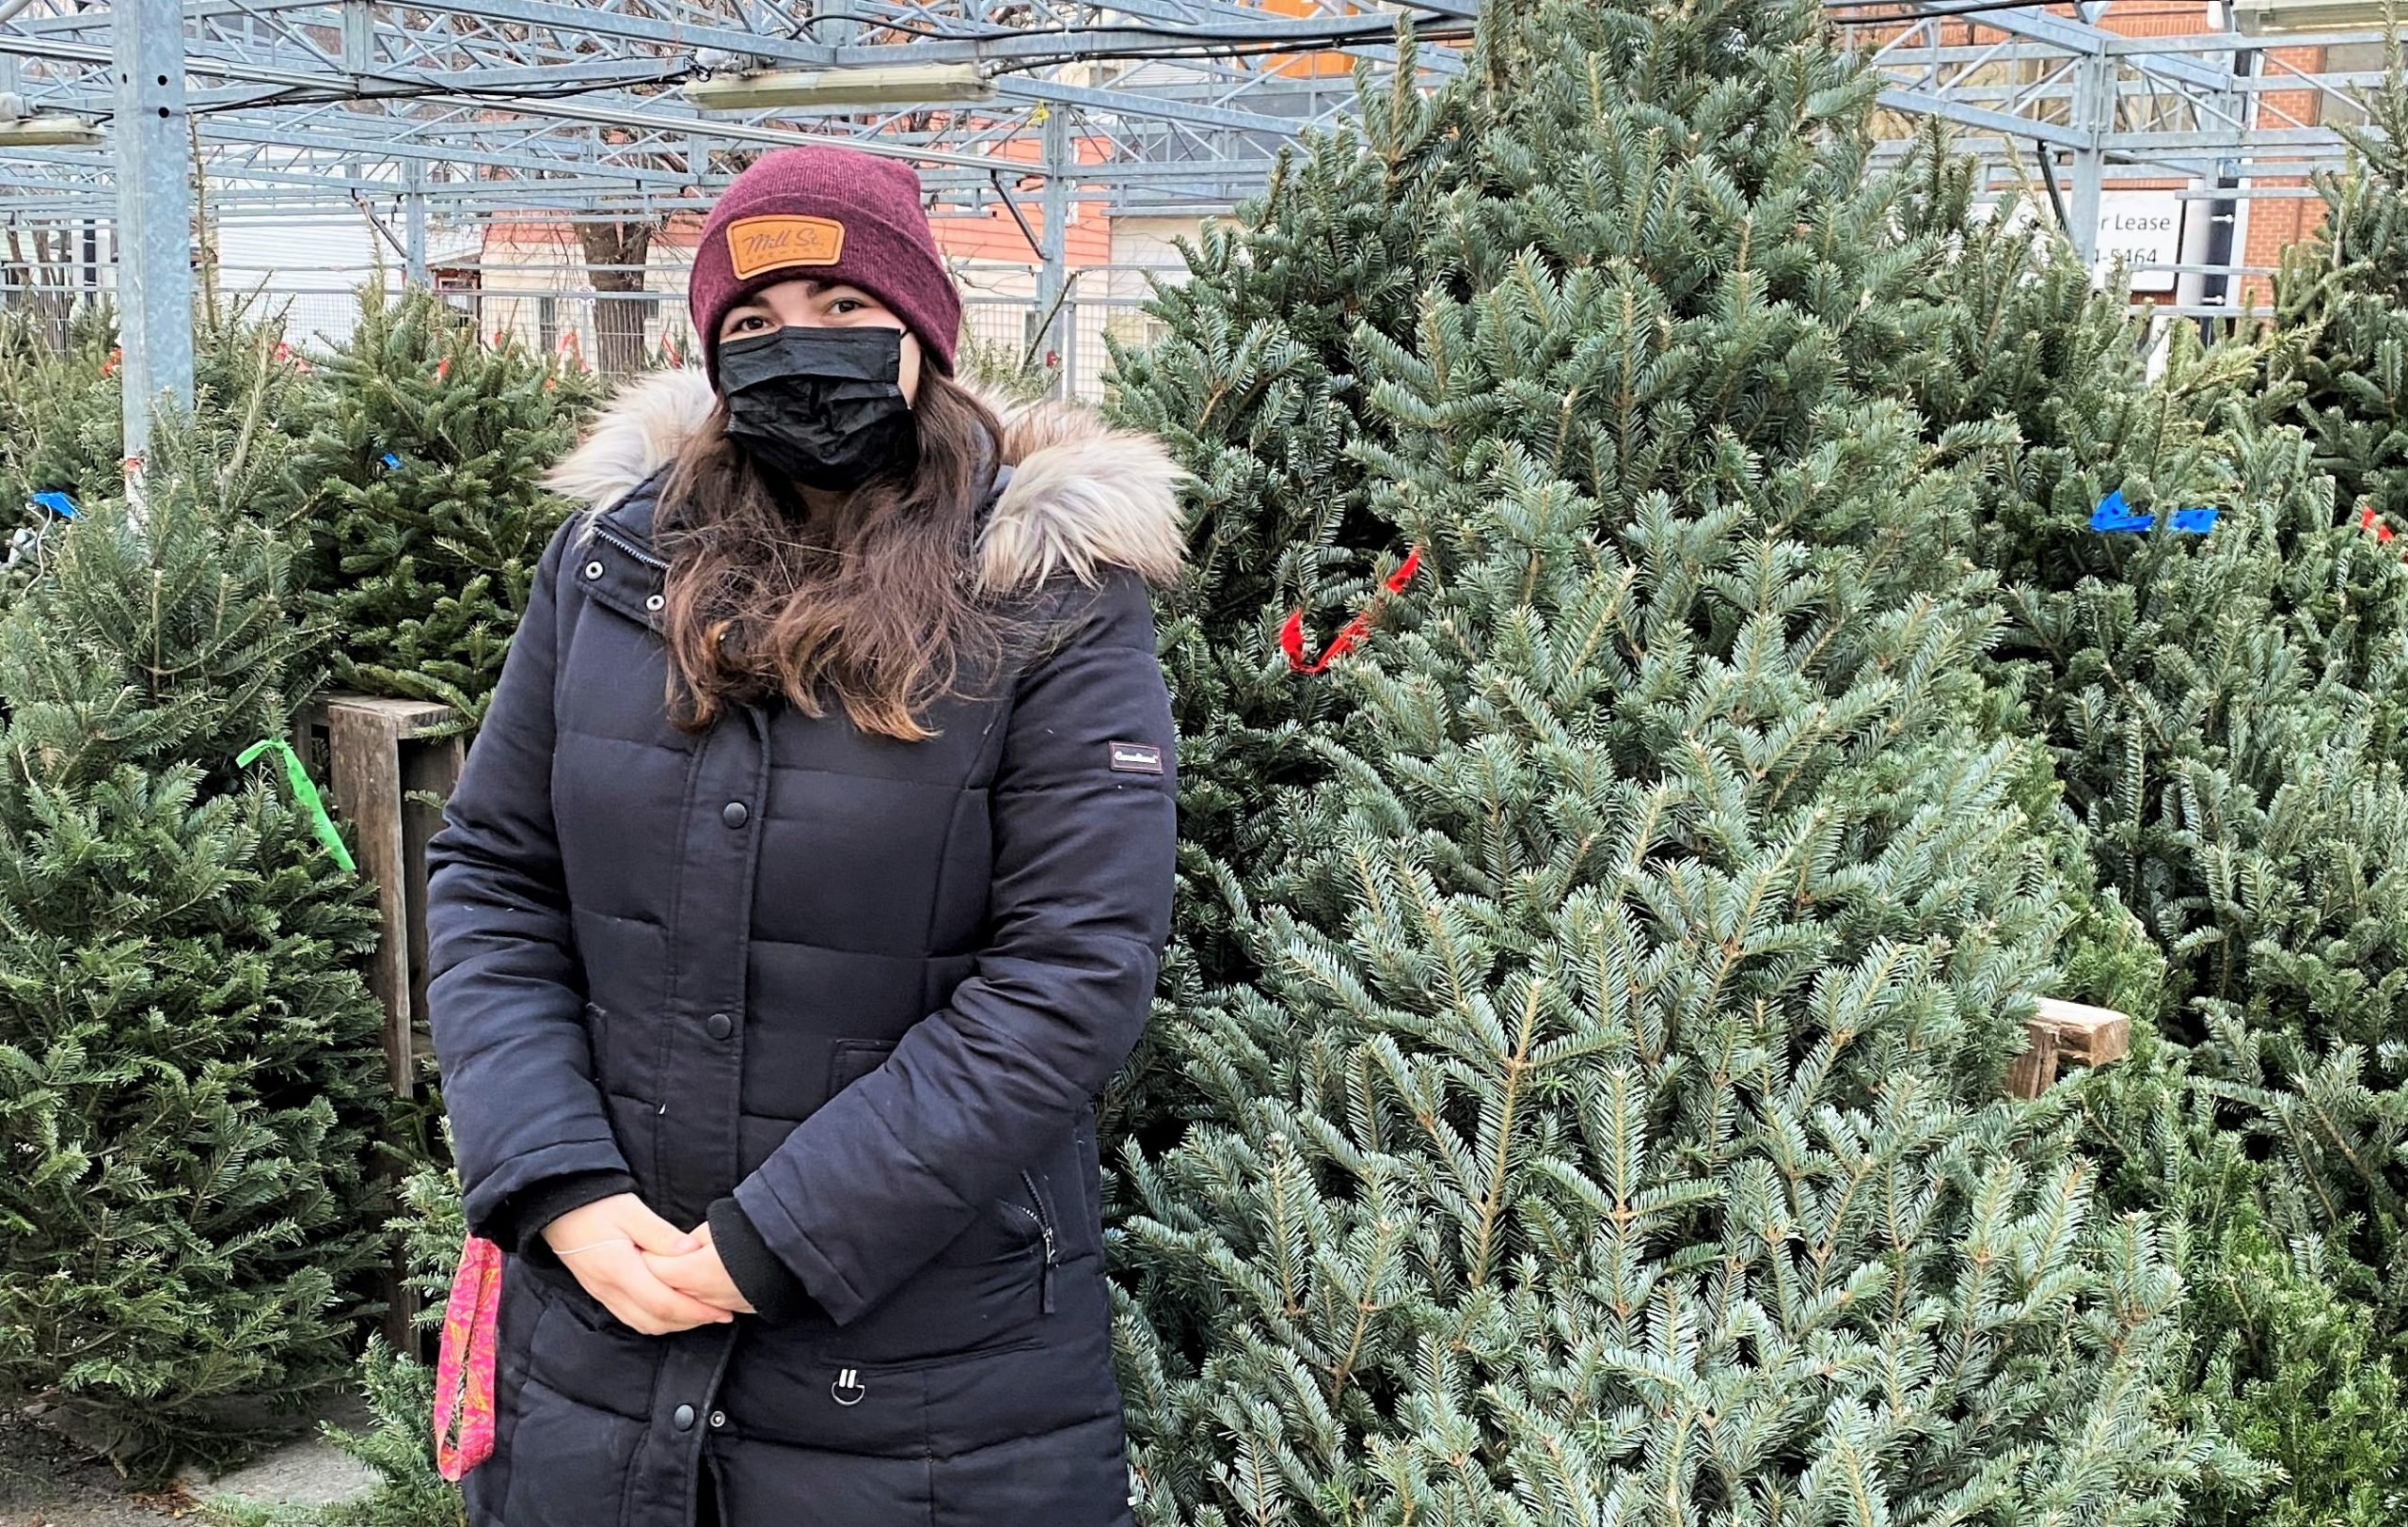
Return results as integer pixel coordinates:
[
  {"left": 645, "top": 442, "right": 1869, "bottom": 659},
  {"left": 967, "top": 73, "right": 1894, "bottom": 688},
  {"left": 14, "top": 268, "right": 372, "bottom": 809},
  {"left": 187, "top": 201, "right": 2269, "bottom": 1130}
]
[
  {"left": 2090, "top": 488, "right": 2217, "bottom": 535},
  {"left": 28, "top": 490, "right": 77, "bottom": 520},
  {"left": 379, "top": 452, "right": 404, "bottom": 470},
  {"left": 2089, "top": 488, "right": 2153, "bottom": 533}
]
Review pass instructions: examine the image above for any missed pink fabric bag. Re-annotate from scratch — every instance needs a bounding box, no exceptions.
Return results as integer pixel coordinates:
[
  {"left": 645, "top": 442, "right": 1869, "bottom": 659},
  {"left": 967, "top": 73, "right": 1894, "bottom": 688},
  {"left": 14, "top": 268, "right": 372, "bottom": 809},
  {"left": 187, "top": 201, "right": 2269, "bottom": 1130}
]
[{"left": 433, "top": 1234, "right": 504, "bottom": 1482}]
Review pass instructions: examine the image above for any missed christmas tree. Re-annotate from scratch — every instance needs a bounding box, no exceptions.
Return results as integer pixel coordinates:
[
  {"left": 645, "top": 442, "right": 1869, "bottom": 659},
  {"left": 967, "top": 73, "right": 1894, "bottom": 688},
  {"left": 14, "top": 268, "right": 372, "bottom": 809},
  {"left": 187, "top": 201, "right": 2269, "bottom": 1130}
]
[
  {"left": 292, "top": 287, "right": 594, "bottom": 728},
  {"left": 0, "top": 303, "right": 121, "bottom": 535},
  {"left": 1105, "top": 43, "right": 1473, "bottom": 1034},
  {"left": 2273, "top": 65, "right": 2408, "bottom": 527},
  {"left": 1105, "top": 5, "right": 1986, "bottom": 1010},
  {"left": 1108, "top": 2, "right": 2240, "bottom": 1518},
  {"left": 2009, "top": 409, "right": 2408, "bottom": 1523},
  {"left": 0, "top": 301, "right": 324, "bottom": 609},
  {"left": 207, "top": 1157, "right": 469, "bottom": 1527},
  {"left": 1893, "top": 125, "right": 2408, "bottom": 1523},
  {"left": 0, "top": 408, "right": 390, "bottom": 1482}
]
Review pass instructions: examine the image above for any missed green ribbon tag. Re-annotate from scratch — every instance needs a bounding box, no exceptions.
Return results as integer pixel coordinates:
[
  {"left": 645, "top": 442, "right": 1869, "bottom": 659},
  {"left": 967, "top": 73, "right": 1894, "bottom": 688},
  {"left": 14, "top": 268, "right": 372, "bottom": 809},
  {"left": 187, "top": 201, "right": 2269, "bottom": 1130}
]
[{"left": 237, "top": 738, "right": 357, "bottom": 875}]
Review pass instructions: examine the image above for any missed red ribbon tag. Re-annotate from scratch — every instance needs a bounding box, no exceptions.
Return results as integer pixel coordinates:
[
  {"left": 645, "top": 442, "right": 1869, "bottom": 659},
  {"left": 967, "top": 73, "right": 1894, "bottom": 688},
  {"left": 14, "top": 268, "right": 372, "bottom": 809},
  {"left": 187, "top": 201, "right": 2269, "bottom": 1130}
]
[
  {"left": 1281, "top": 547, "right": 1422, "bottom": 675},
  {"left": 2360, "top": 502, "right": 2395, "bottom": 544}
]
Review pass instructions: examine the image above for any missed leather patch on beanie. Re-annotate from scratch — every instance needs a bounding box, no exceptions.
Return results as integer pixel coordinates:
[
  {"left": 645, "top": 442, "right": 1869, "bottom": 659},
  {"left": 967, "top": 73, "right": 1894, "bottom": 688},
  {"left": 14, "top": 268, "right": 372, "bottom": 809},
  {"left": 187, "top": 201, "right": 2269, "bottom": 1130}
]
[{"left": 727, "top": 215, "right": 847, "bottom": 278}]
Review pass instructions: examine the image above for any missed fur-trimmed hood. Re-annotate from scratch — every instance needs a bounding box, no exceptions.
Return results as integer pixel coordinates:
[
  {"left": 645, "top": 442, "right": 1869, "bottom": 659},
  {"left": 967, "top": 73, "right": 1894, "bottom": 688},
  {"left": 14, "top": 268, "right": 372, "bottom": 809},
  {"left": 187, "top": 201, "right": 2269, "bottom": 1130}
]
[{"left": 545, "top": 367, "right": 1187, "bottom": 592}]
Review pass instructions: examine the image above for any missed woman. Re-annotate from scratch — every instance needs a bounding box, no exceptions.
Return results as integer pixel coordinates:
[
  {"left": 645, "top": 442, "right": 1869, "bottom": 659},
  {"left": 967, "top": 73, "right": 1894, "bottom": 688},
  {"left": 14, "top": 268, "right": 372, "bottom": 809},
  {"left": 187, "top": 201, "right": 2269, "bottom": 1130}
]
[{"left": 425, "top": 145, "right": 1184, "bottom": 1527}]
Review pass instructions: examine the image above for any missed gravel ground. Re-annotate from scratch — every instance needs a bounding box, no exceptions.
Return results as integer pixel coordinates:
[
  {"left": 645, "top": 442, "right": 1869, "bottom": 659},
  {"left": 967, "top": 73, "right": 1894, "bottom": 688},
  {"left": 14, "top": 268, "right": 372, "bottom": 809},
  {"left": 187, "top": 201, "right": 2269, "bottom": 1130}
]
[{"left": 0, "top": 1395, "right": 378, "bottom": 1527}]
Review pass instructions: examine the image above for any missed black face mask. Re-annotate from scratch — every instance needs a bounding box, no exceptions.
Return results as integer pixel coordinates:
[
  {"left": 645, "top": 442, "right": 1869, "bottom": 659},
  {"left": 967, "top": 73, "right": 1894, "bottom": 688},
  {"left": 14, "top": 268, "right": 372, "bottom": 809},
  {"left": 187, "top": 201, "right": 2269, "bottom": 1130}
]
[{"left": 717, "top": 326, "right": 917, "bottom": 493}]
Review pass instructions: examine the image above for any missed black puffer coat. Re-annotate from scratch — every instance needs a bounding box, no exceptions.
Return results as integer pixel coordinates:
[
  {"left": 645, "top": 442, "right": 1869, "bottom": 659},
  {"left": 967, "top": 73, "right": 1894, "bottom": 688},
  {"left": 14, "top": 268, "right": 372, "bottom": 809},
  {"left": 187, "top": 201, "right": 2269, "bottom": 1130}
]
[{"left": 425, "top": 369, "right": 1184, "bottom": 1527}]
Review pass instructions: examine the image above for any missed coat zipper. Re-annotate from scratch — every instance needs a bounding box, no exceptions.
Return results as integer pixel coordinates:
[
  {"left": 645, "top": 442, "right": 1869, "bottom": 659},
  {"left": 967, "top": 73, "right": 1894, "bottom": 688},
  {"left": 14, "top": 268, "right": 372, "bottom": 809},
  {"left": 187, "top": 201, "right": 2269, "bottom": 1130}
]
[
  {"left": 1007, "top": 1170, "right": 1058, "bottom": 1314},
  {"left": 589, "top": 521, "right": 669, "bottom": 571}
]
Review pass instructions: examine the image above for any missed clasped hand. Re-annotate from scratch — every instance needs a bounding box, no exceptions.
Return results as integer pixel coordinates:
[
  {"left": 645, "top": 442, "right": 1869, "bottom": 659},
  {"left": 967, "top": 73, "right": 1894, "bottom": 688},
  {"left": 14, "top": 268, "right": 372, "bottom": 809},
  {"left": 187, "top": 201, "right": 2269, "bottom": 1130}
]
[{"left": 540, "top": 1193, "right": 755, "bottom": 1335}]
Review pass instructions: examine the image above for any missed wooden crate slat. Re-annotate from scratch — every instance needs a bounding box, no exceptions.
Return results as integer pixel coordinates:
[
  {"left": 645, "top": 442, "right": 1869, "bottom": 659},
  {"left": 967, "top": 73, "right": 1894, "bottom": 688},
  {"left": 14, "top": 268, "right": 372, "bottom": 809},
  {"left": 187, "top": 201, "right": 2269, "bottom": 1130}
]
[
  {"left": 400, "top": 729, "right": 466, "bottom": 1076},
  {"left": 2005, "top": 1020, "right": 2062, "bottom": 1100},
  {"left": 325, "top": 701, "right": 416, "bottom": 1101},
  {"left": 315, "top": 692, "right": 457, "bottom": 738},
  {"left": 2032, "top": 997, "right": 2131, "bottom": 1066},
  {"left": 2009, "top": 997, "right": 2135, "bottom": 1099}
]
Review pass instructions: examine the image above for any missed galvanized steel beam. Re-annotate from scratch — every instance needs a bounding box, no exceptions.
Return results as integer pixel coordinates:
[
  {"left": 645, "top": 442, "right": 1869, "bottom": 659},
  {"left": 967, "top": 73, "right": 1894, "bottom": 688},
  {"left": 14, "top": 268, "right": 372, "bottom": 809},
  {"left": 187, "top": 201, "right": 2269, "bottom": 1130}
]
[{"left": 113, "top": 0, "right": 195, "bottom": 459}]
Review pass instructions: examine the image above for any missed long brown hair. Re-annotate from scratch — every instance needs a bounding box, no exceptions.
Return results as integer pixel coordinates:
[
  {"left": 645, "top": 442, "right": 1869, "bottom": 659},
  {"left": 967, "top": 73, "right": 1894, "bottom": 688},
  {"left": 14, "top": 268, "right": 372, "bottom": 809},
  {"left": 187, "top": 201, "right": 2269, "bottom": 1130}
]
[{"left": 654, "top": 371, "right": 1013, "bottom": 741}]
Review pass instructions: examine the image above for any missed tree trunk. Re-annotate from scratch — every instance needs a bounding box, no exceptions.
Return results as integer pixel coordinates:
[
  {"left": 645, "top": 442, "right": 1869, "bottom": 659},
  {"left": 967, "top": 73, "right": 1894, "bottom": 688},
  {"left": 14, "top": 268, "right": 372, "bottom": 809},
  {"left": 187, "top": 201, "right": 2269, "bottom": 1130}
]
[{"left": 574, "top": 219, "right": 656, "bottom": 377}]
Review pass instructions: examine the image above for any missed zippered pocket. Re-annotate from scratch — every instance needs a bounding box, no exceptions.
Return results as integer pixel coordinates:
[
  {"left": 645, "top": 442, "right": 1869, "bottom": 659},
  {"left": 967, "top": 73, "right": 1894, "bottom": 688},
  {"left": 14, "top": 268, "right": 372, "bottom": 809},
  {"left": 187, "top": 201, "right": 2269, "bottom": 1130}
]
[{"left": 1006, "top": 1169, "right": 1059, "bottom": 1315}]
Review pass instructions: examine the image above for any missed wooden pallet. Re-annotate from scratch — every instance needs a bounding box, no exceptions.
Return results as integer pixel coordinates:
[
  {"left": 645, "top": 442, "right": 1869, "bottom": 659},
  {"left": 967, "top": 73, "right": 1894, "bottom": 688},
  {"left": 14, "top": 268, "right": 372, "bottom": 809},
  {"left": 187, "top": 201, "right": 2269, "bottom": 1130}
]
[
  {"left": 2006, "top": 997, "right": 2133, "bottom": 1100},
  {"left": 301, "top": 693, "right": 465, "bottom": 1348}
]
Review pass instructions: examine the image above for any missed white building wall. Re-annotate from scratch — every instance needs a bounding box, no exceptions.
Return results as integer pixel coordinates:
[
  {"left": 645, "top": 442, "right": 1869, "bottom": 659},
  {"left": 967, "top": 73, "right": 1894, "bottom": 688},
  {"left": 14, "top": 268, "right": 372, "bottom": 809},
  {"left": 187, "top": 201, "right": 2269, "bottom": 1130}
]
[{"left": 212, "top": 215, "right": 391, "bottom": 346}]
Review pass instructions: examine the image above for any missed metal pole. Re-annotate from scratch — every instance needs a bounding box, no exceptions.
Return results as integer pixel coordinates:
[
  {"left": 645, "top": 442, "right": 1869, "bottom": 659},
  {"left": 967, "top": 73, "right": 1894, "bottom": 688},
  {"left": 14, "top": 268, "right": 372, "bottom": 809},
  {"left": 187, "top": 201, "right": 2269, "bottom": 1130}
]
[
  {"left": 2067, "top": 52, "right": 2111, "bottom": 273},
  {"left": 2204, "top": 27, "right": 2253, "bottom": 335},
  {"left": 1035, "top": 103, "right": 1069, "bottom": 397},
  {"left": 2166, "top": 10, "right": 2239, "bottom": 334},
  {"left": 404, "top": 162, "right": 428, "bottom": 287},
  {"left": 2174, "top": 173, "right": 2212, "bottom": 314},
  {"left": 113, "top": 0, "right": 194, "bottom": 462}
]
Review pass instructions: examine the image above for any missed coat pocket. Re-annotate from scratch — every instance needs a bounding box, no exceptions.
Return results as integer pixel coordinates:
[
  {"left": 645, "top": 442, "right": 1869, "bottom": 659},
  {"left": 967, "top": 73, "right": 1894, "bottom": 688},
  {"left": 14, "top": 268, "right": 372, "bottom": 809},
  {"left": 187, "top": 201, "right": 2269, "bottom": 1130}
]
[
  {"left": 1003, "top": 1169, "right": 1060, "bottom": 1314},
  {"left": 527, "top": 1282, "right": 663, "bottom": 1422},
  {"left": 580, "top": 1001, "right": 610, "bottom": 1092},
  {"left": 499, "top": 1376, "right": 645, "bottom": 1527},
  {"left": 599, "top": 1090, "right": 659, "bottom": 1199},
  {"left": 826, "top": 1039, "right": 895, "bottom": 1097},
  {"left": 933, "top": 1168, "right": 1058, "bottom": 1301}
]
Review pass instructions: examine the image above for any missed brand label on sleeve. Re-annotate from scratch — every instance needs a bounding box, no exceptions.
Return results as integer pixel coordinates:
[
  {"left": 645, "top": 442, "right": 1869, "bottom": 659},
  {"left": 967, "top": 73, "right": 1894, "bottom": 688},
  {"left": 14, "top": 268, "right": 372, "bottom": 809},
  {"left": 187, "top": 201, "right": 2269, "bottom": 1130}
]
[{"left": 1107, "top": 742, "right": 1164, "bottom": 775}]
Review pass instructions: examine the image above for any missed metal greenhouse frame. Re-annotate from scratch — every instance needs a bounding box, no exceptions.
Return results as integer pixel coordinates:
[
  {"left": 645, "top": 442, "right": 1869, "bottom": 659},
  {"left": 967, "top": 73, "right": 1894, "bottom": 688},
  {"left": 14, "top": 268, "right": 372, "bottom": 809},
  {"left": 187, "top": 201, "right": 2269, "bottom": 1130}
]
[
  {"left": 0, "top": 2, "right": 2392, "bottom": 449},
  {"left": 0, "top": 0, "right": 1478, "bottom": 447}
]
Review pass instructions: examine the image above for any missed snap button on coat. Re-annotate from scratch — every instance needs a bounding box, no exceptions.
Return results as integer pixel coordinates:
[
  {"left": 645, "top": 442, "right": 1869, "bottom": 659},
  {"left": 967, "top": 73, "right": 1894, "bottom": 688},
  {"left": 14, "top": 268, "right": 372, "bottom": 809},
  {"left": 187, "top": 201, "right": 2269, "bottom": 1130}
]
[{"left": 426, "top": 372, "right": 1183, "bottom": 1527}]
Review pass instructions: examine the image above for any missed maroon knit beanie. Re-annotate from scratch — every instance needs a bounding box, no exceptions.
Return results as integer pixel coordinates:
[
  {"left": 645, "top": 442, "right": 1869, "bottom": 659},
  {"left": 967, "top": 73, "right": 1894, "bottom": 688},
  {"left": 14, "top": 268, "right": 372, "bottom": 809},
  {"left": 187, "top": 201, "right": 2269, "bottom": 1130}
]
[{"left": 689, "top": 146, "right": 961, "bottom": 382}]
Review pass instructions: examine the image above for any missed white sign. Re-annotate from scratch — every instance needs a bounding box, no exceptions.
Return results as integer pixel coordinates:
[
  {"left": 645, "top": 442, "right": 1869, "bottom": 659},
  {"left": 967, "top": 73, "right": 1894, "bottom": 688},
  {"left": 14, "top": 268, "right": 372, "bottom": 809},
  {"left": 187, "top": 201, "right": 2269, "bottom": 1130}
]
[{"left": 2095, "top": 191, "right": 2186, "bottom": 293}]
